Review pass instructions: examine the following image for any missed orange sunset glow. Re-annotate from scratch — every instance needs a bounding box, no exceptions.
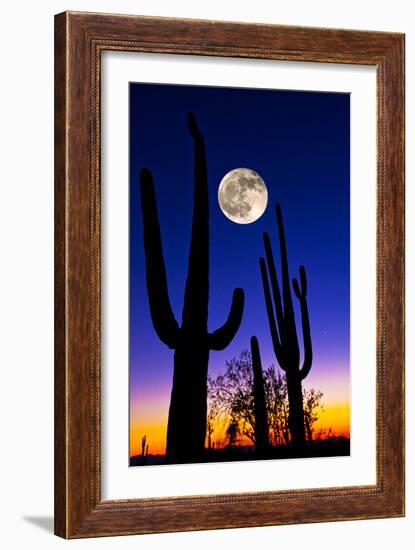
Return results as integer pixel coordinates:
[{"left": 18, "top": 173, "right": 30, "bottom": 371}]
[{"left": 130, "top": 398, "right": 350, "bottom": 458}]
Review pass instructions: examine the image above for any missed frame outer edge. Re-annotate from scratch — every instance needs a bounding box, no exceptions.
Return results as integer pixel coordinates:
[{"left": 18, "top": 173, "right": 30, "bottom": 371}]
[
  {"left": 54, "top": 11, "right": 69, "bottom": 539},
  {"left": 389, "top": 34, "right": 405, "bottom": 516},
  {"left": 376, "top": 35, "right": 405, "bottom": 518}
]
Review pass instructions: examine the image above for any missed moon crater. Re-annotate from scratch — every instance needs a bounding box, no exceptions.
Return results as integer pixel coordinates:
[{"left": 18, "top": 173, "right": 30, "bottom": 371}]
[{"left": 218, "top": 168, "right": 268, "bottom": 224}]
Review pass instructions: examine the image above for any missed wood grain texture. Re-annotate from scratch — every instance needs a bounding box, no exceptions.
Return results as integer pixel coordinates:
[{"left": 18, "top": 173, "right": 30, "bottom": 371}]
[{"left": 54, "top": 11, "right": 405, "bottom": 539}]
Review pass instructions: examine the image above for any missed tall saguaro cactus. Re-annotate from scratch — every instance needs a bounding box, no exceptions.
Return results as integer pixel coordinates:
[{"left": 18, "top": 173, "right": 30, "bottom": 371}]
[
  {"left": 140, "top": 113, "right": 245, "bottom": 463},
  {"left": 250, "top": 336, "right": 269, "bottom": 455},
  {"left": 259, "top": 204, "right": 312, "bottom": 449}
]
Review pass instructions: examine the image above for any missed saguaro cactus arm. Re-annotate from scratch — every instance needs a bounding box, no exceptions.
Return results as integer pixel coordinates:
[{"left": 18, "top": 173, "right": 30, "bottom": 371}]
[
  {"left": 292, "top": 265, "right": 313, "bottom": 380},
  {"left": 259, "top": 257, "right": 284, "bottom": 368},
  {"left": 276, "top": 203, "right": 299, "bottom": 363},
  {"left": 140, "top": 168, "right": 180, "bottom": 349},
  {"left": 263, "top": 232, "right": 285, "bottom": 343},
  {"left": 208, "top": 288, "right": 245, "bottom": 350}
]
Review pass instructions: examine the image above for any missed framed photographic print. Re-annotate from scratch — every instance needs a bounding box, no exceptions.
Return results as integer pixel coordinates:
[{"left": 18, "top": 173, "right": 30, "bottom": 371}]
[{"left": 54, "top": 11, "right": 405, "bottom": 538}]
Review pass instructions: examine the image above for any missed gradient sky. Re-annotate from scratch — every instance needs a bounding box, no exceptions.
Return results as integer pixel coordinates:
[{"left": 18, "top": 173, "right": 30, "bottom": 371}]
[{"left": 129, "top": 83, "right": 350, "bottom": 456}]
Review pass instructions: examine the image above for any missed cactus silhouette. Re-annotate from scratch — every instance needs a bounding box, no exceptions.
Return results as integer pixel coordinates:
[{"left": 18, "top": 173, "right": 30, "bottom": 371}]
[
  {"left": 140, "top": 113, "right": 245, "bottom": 463},
  {"left": 250, "top": 336, "right": 269, "bottom": 455},
  {"left": 139, "top": 435, "right": 149, "bottom": 466},
  {"left": 259, "top": 203, "right": 312, "bottom": 449}
]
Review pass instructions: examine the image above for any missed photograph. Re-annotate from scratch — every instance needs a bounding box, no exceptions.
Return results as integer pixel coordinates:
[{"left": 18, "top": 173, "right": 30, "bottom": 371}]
[{"left": 129, "top": 82, "right": 351, "bottom": 467}]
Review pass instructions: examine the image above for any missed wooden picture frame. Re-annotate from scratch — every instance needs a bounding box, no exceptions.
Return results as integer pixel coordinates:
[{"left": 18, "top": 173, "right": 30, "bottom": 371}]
[{"left": 54, "top": 11, "right": 405, "bottom": 538}]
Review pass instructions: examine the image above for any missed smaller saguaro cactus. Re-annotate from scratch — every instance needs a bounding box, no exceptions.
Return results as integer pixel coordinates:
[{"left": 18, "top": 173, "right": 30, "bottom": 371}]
[
  {"left": 260, "top": 203, "right": 313, "bottom": 450},
  {"left": 251, "top": 336, "right": 269, "bottom": 455},
  {"left": 139, "top": 435, "right": 149, "bottom": 466}
]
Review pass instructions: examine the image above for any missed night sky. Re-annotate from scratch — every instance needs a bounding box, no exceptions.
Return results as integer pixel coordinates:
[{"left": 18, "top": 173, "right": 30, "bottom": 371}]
[{"left": 129, "top": 83, "right": 350, "bottom": 456}]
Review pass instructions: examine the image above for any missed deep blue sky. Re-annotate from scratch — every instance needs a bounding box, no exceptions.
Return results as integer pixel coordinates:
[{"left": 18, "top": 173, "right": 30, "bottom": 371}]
[{"left": 129, "top": 82, "right": 350, "bottom": 409}]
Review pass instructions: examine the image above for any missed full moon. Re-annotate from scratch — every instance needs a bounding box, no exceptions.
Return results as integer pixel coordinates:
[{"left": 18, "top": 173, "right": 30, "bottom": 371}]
[{"left": 218, "top": 168, "right": 268, "bottom": 224}]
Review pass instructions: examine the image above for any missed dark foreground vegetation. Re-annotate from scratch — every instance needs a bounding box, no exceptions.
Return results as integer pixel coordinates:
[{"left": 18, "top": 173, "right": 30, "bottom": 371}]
[{"left": 130, "top": 436, "right": 349, "bottom": 467}]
